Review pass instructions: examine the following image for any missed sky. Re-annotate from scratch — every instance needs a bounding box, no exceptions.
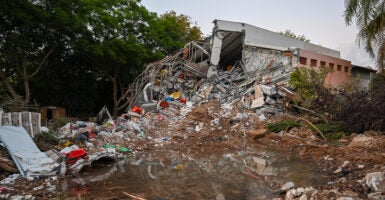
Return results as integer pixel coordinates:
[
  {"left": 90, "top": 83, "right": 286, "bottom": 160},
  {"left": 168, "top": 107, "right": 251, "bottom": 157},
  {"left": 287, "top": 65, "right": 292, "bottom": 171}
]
[{"left": 141, "top": 0, "right": 375, "bottom": 68}]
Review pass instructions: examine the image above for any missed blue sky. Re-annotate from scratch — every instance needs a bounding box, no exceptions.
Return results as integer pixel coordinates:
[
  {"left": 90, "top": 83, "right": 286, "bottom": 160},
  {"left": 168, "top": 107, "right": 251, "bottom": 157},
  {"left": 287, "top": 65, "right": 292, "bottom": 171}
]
[{"left": 141, "top": 0, "right": 374, "bottom": 68}]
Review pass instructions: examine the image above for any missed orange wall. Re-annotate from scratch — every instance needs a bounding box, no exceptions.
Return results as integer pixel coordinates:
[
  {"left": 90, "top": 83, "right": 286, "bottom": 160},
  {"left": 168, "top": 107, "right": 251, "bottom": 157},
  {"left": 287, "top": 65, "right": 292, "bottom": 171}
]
[{"left": 297, "top": 49, "right": 351, "bottom": 88}]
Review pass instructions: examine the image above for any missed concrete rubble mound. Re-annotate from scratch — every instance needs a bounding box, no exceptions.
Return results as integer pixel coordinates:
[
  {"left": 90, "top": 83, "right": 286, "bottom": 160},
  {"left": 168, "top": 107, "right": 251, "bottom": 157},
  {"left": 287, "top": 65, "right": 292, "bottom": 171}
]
[{"left": 126, "top": 38, "right": 297, "bottom": 118}]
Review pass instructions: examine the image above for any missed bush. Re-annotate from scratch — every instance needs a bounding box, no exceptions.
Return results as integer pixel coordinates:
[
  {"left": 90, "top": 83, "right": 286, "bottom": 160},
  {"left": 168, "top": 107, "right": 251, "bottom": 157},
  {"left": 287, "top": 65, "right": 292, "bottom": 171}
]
[
  {"left": 265, "top": 120, "right": 301, "bottom": 133},
  {"left": 51, "top": 117, "right": 71, "bottom": 131},
  {"left": 309, "top": 123, "right": 345, "bottom": 140},
  {"left": 335, "top": 73, "right": 385, "bottom": 133},
  {"left": 289, "top": 67, "right": 338, "bottom": 113}
]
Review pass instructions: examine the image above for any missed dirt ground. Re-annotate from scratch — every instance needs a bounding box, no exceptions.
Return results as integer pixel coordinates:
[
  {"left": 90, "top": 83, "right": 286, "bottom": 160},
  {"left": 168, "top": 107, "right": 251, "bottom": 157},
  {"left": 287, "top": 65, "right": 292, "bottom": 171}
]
[{"left": 1, "top": 100, "right": 385, "bottom": 199}]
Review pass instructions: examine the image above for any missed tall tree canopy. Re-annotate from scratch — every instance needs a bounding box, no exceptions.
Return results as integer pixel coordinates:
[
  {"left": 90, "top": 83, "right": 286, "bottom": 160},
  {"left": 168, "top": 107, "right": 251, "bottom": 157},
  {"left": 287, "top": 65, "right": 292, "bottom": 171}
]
[
  {"left": 0, "top": 0, "right": 91, "bottom": 105},
  {"left": 344, "top": 0, "right": 385, "bottom": 71},
  {"left": 0, "top": 0, "right": 202, "bottom": 117},
  {"left": 279, "top": 30, "right": 310, "bottom": 42}
]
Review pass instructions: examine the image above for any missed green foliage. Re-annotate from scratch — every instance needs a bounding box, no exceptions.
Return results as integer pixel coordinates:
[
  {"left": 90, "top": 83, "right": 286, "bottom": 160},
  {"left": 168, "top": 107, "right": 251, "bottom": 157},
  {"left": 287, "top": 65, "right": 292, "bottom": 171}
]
[
  {"left": 344, "top": 0, "right": 385, "bottom": 70},
  {"left": 308, "top": 123, "right": 345, "bottom": 140},
  {"left": 1, "top": 0, "right": 203, "bottom": 117},
  {"left": 279, "top": 30, "right": 310, "bottom": 42},
  {"left": 265, "top": 120, "right": 301, "bottom": 133},
  {"left": 51, "top": 117, "right": 71, "bottom": 132},
  {"left": 324, "top": 132, "right": 345, "bottom": 140},
  {"left": 150, "top": 11, "right": 203, "bottom": 54},
  {"left": 34, "top": 130, "right": 60, "bottom": 151},
  {"left": 289, "top": 67, "right": 339, "bottom": 113},
  {"left": 312, "top": 123, "right": 344, "bottom": 133}
]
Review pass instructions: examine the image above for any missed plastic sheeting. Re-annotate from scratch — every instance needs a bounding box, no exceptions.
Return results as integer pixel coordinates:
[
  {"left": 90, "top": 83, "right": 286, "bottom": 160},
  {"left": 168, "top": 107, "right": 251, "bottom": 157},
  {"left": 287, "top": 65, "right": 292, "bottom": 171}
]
[{"left": 0, "top": 126, "right": 59, "bottom": 177}]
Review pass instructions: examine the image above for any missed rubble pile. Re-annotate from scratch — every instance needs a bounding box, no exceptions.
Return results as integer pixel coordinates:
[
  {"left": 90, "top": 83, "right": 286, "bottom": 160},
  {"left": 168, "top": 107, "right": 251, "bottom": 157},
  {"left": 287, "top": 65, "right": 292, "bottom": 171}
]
[
  {"left": 0, "top": 25, "right": 384, "bottom": 199},
  {"left": 127, "top": 40, "right": 296, "bottom": 120}
]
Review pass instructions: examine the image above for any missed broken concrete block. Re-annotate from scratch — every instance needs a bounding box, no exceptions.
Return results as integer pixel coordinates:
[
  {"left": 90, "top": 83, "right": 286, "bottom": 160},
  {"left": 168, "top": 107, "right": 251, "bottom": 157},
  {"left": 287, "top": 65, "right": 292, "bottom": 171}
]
[
  {"left": 260, "top": 85, "right": 280, "bottom": 98},
  {"left": 207, "top": 66, "right": 218, "bottom": 79},
  {"left": 198, "top": 86, "right": 213, "bottom": 99},
  {"left": 348, "top": 135, "right": 375, "bottom": 148},
  {"left": 254, "top": 85, "right": 263, "bottom": 98},
  {"left": 250, "top": 98, "right": 265, "bottom": 109},
  {"left": 252, "top": 156, "right": 266, "bottom": 175},
  {"left": 141, "top": 103, "right": 157, "bottom": 112},
  {"left": 280, "top": 182, "right": 295, "bottom": 192},
  {"left": 366, "top": 172, "right": 385, "bottom": 192},
  {"left": 265, "top": 96, "right": 277, "bottom": 105},
  {"left": 216, "top": 85, "right": 227, "bottom": 93}
]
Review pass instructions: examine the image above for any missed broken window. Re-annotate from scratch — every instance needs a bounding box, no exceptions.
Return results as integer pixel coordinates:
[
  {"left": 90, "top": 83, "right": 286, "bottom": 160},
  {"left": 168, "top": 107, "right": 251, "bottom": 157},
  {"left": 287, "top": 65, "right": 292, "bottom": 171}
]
[
  {"left": 310, "top": 59, "right": 317, "bottom": 67},
  {"left": 299, "top": 57, "right": 307, "bottom": 65},
  {"left": 337, "top": 65, "right": 342, "bottom": 71},
  {"left": 329, "top": 63, "right": 334, "bottom": 70},
  {"left": 320, "top": 61, "right": 326, "bottom": 68}
]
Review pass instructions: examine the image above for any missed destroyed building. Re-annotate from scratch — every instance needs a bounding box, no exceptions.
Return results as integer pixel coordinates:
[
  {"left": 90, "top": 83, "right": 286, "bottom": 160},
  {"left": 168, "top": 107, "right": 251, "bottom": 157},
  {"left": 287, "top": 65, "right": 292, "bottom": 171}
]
[{"left": 126, "top": 20, "right": 354, "bottom": 115}]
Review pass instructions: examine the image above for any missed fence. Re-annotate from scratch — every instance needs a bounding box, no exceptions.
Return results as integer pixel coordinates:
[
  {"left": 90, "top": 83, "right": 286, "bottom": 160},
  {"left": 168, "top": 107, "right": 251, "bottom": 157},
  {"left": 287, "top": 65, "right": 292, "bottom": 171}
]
[{"left": 0, "top": 112, "right": 41, "bottom": 138}]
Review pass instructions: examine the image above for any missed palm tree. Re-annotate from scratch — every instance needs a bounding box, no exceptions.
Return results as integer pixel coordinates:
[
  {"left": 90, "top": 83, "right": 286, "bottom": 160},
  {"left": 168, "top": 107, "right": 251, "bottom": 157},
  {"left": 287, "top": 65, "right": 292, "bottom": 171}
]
[{"left": 344, "top": 0, "right": 385, "bottom": 72}]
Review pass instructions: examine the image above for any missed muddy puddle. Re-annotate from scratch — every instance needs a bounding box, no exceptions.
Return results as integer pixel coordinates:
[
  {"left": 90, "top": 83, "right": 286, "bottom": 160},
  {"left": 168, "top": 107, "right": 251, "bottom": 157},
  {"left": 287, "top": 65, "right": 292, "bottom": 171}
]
[{"left": 59, "top": 149, "right": 328, "bottom": 199}]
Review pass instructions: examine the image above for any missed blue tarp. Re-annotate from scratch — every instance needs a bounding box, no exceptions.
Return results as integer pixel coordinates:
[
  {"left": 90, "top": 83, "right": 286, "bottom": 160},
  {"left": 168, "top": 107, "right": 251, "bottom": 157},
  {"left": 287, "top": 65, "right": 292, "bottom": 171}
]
[{"left": 0, "top": 126, "right": 59, "bottom": 177}]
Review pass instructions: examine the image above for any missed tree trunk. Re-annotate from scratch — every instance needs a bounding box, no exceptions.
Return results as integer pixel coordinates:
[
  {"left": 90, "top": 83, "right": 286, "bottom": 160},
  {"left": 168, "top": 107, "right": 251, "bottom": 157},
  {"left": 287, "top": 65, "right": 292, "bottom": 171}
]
[
  {"left": 21, "top": 47, "right": 54, "bottom": 106},
  {"left": 23, "top": 76, "right": 30, "bottom": 105},
  {"left": 22, "top": 59, "right": 30, "bottom": 105},
  {"left": 0, "top": 70, "right": 20, "bottom": 100},
  {"left": 112, "top": 75, "right": 119, "bottom": 117}
]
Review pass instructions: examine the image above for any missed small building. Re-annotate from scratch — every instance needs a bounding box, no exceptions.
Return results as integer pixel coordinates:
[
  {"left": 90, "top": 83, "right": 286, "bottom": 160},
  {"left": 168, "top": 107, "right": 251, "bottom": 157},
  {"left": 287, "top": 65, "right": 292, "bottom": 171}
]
[
  {"left": 210, "top": 19, "right": 352, "bottom": 88},
  {"left": 38, "top": 106, "right": 66, "bottom": 123},
  {"left": 351, "top": 65, "right": 377, "bottom": 89}
]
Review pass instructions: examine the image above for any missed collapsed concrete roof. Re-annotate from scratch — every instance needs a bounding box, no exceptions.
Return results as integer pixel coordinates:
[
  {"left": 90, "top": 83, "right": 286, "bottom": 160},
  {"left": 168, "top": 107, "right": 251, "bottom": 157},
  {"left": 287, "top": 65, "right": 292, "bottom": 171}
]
[
  {"left": 125, "top": 19, "right": 346, "bottom": 113},
  {"left": 210, "top": 19, "right": 340, "bottom": 65}
]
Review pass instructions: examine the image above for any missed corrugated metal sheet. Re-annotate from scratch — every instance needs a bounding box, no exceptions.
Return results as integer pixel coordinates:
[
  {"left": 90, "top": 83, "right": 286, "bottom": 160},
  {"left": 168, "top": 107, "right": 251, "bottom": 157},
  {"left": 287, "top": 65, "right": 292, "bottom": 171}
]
[{"left": 0, "top": 126, "right": 59, "bottom": 177}]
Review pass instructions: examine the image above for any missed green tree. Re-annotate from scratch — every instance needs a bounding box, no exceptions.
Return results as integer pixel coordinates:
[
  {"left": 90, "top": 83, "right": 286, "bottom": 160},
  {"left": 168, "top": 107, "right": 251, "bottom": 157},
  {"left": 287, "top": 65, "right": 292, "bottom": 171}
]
[
  {"left": 76, "top": 0, "right": 159, "bottom": 117},
  {"left": 279, "top": 29, "right": 310, "bottom": 42},
  {"left": 0, "top": 0, "right": 90, "bottom": 105},
  {"left": 344, "top": 0, "right": 385, "bottom": 71},
  {"left": 289, "top": 67, "right": 337, "bottom": 113},
  {"left": 80, "top": 8, "right": 203, "bottom": 116},
  {"left": 150, "top": 11, "right": 202, "bottom": 54}
]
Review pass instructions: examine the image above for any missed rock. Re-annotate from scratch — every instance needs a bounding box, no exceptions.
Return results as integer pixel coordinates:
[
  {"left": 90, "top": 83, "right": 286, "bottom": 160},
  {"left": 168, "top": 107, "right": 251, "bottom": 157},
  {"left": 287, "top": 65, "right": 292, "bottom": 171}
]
[
  {"left": 342, "top": 190, "right": 358, "bottom": 197},
  {"left": 285, "top": 188, "right": 296, "bottom": 200},
  {"left": 265, "top": 96, "right": 277, "bottom": 105},
  {"left": 334, "top": 167, "right": 342, "bottom": 174},
  {"left": 246, "top": 129, "right": 266, "bottom": 138},
  {"left": 341, "top": 161, "right": 350, "bottom": 168},
  {"left": 252, "top": 156, "right": 266, "bottom": 175},
  {"left": 298, "top": 194, "right": 307, "bottom": 200},
  {"left": 207, "top": 66, "right": 218, "bottom": 79},
  {"left": 281, "top": 182, "right": 295, "bottom": 192},
  {"left": 348, "top": 135, "right": 375, "bottom": 148},
  {"left": 296, "top": 187, "right": 305, "bottom": 195},
  {"left": 367, "top": 192, "right": 385, "bottom": 200},
  {"left": 365, "top": 172, "right": 385, "bottom": 192},
  {"left": 358, "top": 164, "right": 365, "bottom": 169},
  {"left": 260, "top": 85, "right": 275, "bottom": 97},
  {"left": 216, "top": 193, "right": 225, "bottom": 200},
  {"left": 336, "top": 197, "right": 354, "bottom": 200}
]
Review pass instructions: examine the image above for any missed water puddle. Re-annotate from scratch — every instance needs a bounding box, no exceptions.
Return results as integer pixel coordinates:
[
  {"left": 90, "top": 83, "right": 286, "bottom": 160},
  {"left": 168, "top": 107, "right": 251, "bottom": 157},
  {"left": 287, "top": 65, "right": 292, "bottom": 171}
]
[{"left": 62, "top": 150, "right": 328, "bottom": 199}]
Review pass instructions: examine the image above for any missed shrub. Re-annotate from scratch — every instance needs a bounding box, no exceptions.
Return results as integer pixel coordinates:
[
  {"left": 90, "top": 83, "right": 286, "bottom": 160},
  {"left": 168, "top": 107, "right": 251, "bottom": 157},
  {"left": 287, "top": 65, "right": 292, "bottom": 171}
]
[
  {"left": 335, "top": 73, "right": 385, "bottom": 133},
  {"left": 265, "top": 120, "right": 301, "bottom": 133},
  {"left": 289, "top": 67, "right": 338, "bottom": 113}
]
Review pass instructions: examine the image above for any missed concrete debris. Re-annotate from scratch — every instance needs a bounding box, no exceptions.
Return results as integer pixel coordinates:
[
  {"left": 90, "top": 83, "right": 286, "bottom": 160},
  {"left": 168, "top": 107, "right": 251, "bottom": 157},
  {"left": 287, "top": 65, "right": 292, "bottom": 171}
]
[
  {"left": 365, "top": 172, "right": 385, "bottom": 192},
  {"left": 280, "top": 182, "right": 295, "bottom": 192},
  {"left": 125, "top": 29, "right": 299, "bottom": 118}
]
